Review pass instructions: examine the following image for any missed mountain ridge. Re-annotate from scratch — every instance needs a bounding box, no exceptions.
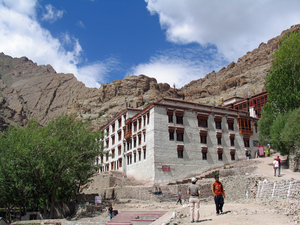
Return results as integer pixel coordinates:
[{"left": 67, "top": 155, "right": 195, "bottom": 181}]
[{"left": 1, "top": 24, "right": 299, "bottom": 130}]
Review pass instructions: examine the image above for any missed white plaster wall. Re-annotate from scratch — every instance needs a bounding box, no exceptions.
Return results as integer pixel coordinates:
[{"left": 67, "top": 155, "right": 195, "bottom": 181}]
[
  {"left": 151, "top": 101, "right": 260, "bottom": 183},
  {"left": 125, "top": 108, "right": 155, "bottom": 182}
]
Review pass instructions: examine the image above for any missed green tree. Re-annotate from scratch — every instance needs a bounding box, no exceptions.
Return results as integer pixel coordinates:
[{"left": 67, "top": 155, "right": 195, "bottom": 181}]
[
  {"left": 258, "top": 103, "right": 275, "bottom": 145},
  {"left": 281, "top": 107, "right": 300, "bottom": 153},
  {"left": 0, "top": 114, "right": 103, "bottom": 219},
  {"left": 265, "top": 31, "right": 300, "bottom": 116},
  {"left": 269, "top": 112, "right": 290, "bottom": 155}
]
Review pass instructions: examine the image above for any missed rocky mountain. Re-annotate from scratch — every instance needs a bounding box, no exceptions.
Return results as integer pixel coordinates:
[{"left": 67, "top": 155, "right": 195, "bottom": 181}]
[{"left": 1, "top": 24, "right": 299, "bottom": 130}]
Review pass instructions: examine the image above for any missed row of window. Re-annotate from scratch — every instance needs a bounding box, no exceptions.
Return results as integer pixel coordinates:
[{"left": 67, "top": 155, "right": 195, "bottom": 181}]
[
  {"left": 99, "top": 148, "right": 147, "bottom": 173},
  {"left": 104, "top": 113, "right": 150, "bottom": 137},
  {"left": 106, "top": 131, "right": 146, "bottom": 149},
  {"left": 169, "top": 129, "right": 250, "bottom": 147},
  {"left": 168, "top": 111, "right": 235, "bottom": 131},
  {"left": 177, "top": 147, "right": 236, "bottom": 161}
]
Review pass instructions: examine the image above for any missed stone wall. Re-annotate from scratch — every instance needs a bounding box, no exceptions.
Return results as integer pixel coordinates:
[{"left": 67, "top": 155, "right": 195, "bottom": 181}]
[{"left": 256, "top": 179, "right": 300, "bottom": 199}]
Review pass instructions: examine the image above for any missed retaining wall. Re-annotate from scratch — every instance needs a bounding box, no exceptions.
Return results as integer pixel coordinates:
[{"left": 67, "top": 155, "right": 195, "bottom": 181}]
[{"left": 256, "top": 179, "right": 300, "bottom": 199}]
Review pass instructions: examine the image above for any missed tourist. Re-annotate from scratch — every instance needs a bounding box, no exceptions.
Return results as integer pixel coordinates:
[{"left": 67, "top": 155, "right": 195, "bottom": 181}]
[
  {"left": 212, "top": 174, "right": 225, "bottom": 215},
  {"left": 176, "top": 189, "right": 182, "bottom": 205},
  {"left": 187, "top": 177, "right": 201, "bottom": 223},
  {"left": 158, "top": 187, "right": 162, "bottom": 195},
  {"left": 109, "top": 205, "right": 114, "bottom": 220},
  {"left": 277, "top": 156, "right": 282, "bottom": 176},
  {"left": 273, "top": 158, "right": 279, "bottom": 176},
  {"left": 154, "top": 187, "right": 158, "bottom": 195}
]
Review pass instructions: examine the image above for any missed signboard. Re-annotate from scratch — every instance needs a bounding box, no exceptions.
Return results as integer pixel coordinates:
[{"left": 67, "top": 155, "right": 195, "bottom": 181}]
[
  {"left": 162, "top": 165, "right": 170, "bottom": 172},
  {"left": 258, "top": 146, "right": 264, "bottom": 156},
  {"left": 95, "top": 196, "right": 102, "bottom": 204},
  {"left": 253, "top": 140, "right": 260, "bottom": 147}
]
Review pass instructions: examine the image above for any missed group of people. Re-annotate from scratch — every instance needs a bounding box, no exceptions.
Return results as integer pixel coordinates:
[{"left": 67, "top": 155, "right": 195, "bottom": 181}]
[
  {"left": 154, "top": 187, "right": 162, "bottom": 195},
  {"left": 186, "top": 174, "right": 225, "bottom": 223},
  {"left": 273, "top": 156, "right": 282, "bottom": 177}
]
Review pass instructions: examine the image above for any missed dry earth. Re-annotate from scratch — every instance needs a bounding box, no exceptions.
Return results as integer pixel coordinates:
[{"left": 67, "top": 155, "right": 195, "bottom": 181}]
[{"left": 66, "top": 153, "right": 300, "bottom": 225}]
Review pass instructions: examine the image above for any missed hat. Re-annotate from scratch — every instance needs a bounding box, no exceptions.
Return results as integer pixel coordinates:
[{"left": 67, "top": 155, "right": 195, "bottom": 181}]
[
  {"left": 191, "top": 177, "right": 197, "bottom": 183},
  {"left": 214, "top": 174, "right": 219, "bottom": 178}
]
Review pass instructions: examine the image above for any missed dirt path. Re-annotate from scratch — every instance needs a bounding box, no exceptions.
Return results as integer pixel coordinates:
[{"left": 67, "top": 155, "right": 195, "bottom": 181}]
[{"left": 68, "top": 152, "right": 300, "bottom": 225}]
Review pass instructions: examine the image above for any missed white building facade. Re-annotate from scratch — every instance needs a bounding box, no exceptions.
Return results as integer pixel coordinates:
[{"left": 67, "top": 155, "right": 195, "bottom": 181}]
[{"left": 100, "top": 98, "right": 259, "bottom": 183}]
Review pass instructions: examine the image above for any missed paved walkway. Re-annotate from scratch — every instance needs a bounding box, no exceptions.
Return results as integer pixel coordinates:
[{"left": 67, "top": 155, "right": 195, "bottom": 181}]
[{"left": 251, "top": 152, "right": 300, "bottom": 181}]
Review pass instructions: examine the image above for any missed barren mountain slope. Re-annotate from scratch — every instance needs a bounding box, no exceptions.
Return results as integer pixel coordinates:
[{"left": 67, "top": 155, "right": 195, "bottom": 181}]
[{"left": 1, "top": 24, "right": 300, "bottom": 130}]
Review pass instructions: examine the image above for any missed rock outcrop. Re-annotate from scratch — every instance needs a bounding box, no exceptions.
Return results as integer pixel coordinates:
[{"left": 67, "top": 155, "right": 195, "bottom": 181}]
[{"left": 1, "top": 24, "right": 300, "bottom": 130}]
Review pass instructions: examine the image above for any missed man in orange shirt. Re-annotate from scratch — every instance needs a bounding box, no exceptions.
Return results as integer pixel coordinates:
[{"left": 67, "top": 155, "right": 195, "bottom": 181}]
[{"left": 212, "top": 174, "right": 225, "bottom": 215}]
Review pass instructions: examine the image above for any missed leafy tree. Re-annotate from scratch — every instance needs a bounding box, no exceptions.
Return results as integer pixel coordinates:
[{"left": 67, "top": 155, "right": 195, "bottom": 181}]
[
  {"left": 260, "top": 30, "right": 300, "bottom": 154},
  {"left": 258, "top": 103, "right": 275, "bottom": 145},
  {"left": 265, "top": 31, "right": 300, "bottom": 116},
  {"left": 0, "top": 114, "right": 103, "bottom": 219},
  {"left": 269, "top": 112, "right": 290, "bottom": 155},
  {"left": 281, "top": 107, "right": 300, "bottom": 154}
]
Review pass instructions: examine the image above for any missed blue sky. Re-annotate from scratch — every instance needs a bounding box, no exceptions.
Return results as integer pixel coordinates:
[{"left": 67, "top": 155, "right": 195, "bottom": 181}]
[{"left": 1, "top": 0, "right": 300, "bottom": 88}]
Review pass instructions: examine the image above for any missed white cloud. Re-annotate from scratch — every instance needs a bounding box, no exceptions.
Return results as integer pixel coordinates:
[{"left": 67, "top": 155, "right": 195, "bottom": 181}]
[
  {"left": 130, "top": 47, "right": 227, "bottom": 88},
  {"left": 146, "top": 0, "right": 300, "bottom": 62},
  {"left": 0, "top": 0, "right": 110, "bottom": 88},
  {"left": 77, "top": 20, "right": 85, "bottom": 28},
  {"left": 42, "top": 4, "right": 64, "bottom": 23}
]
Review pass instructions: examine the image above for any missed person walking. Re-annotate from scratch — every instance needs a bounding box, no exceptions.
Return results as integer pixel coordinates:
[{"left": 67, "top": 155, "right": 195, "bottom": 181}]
[
  {"left": 273, "top": 158, "right": 279, "bottom": 176},
  {"left": 108, "top": 205, "right": 114, "bottom": 220},
  {"left": 212, "top": 174, "right": 225, "bottom": 215},
  {"left": 276, "top": 156, "right": 282, "bottom": 176},
  {"left": 176, "top": 189, "right": 182, "bottom": 205},
  {"left": 187, "top": 177, "right": 201, "bottom": 223}
]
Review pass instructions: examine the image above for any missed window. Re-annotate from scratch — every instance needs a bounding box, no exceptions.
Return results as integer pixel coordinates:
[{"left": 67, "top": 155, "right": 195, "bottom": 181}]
[
  {"left": 244, "top": 137, "right": 250, "bottom": 147},
  {"left": 167, "top": 111, "right": 173, "bottom": 123},
  {"left": 101, "top": 155, "right": 103, "bottom": 163},
  {"left": 202, "top": 148, "right": 207, "bottom": 160},
  {"left": 147, "top": 113, "right": 149, "bottom": 124},
  {"left": 217, "top": 133, "right": 222, "bottom": 145},
  {"left": 138, "top": 135, "right": 141, "bottom": 146},
  {"left": 112, "top": 135, "right": 115, "bottom": 145},
  {"left": 106, "top": 139, "right": 109, "bottom": 148},
  {"left": 143, "top": 115, "right": 146, "bottom": 126},
  {"left": 169, "top": 128, "right": 175, "bottom": 141},
  {"left": 138, "top": 150, "right": 141, "bottom": 161},
  {"left": 227, "top": 118, "right": 234, "bottom": 131},
  {"left": 118, "top": 145, "right": 121, "bottom": 155},
  {"left": 111, "top": 149, "right": 115, "bottom": 158},
  {"left": 200, "top": 132, "right": 207, "bottom": 144},
  {"left": 118, "top": 130, "right": 122, "bottom": 141},
  {"left": 230, "top": 136, "right": 235, "bottom": 146},
  {"left": 134, "top": 152, "right": 136, "bottom": 163},
  {"left": 218, "top": 150, "right": 223, "bottom": 161},
  {"left": 235, "top": 106, "right": 238, "bottom": 110},
  {"left": 119, "top": 158, "right": 122, "bottom": 167},
  {"left": 112, "top": 123, "right": 115, "bottom": 132},
  {"left": 143, "top": 147, "right": 146, "bottom": 159},
  {"left": 239, "top": 104, "right": 242, "bottom": 110},
  {"left": 243, "top": 103, "right": 246, "bottom": 108},
  {"left": 215, "top": 117, "right": 222, "bottom": 129},
  {"left": 177, "top": 145, "right": 184, "bottom": 158},
  {"left": 198, "top": 115, "right": 208, "bottom": 128},
  {"left": 133, "top": 138, "right": 136, "bottom": 148},
  {"left": 177, "top": 129, "right": 184, "bottom": 142},
  {"left": 118, "top": 118, "right": 121, "bottom": 128},
  {"left": 230, "top": 151, "right": 235, "bottom": 160},
  {"left": 133, "top": 121, "right": 137, "bottom": 132},
  {"left": 138, "top": 118, "right": 142, "bottom": 130},
  {"left": 176, "top": 111, "right": 184, "bottom": 124}
]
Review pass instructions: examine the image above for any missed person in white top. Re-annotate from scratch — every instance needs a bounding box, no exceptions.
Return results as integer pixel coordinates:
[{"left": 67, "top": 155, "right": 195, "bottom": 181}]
[{"left": 273, "top": 158, "right": 279, "bottom": 176}]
